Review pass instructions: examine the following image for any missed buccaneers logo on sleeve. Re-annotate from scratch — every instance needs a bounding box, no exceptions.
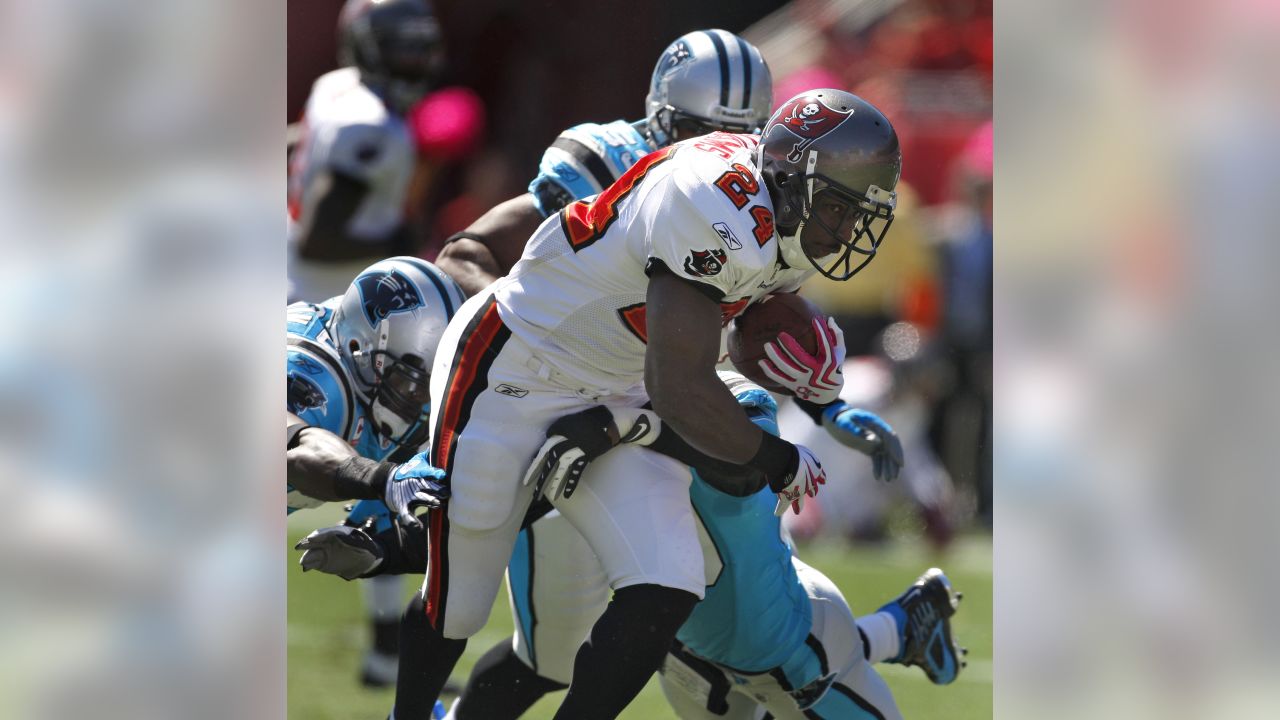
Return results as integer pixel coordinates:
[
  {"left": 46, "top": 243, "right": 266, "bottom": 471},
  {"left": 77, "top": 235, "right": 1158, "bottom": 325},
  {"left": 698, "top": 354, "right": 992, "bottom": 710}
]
[
  {"left": 683, "top": 248, "right": 728, "bottom": 277},
  {"left": 774, "top": 95, "right": 854, "bottom": 162}
]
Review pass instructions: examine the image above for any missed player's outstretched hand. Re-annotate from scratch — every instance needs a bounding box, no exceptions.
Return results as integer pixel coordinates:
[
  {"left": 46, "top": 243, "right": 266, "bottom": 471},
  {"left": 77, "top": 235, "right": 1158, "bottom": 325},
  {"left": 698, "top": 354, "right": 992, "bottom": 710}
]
[
  {"left": 758, "top": 317, "right": 846, "bottom": 404},
  {"left": 295, "top": 525, "right": 384, "bottom": 581},
  {"left": 821, "top": 403, "right": 904, "bottom": 482},
  {"left": 384, "top": 454, "right": 450, "bottom": 529},
  {"left": 523, "top": 406, "right": 662, "bottom": 502},
  {"left": 770, "top": 443, "right": 827, "bottom": 516}
]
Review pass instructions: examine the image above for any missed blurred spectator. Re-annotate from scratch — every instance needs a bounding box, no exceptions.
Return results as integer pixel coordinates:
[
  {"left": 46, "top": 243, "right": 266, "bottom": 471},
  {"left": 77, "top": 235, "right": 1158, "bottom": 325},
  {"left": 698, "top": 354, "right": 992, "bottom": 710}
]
[
  {"left": 931, "top": 119, "right": 992, "bottom": 524},
  {"left": 423, "top": 145, "right": 515, "bottom": 259},
  {"left": 286, "top": 0, "right": 484, "bottom": 302},
  {"left": 747, "top": 0, "right": 991, "bottom": 538}
]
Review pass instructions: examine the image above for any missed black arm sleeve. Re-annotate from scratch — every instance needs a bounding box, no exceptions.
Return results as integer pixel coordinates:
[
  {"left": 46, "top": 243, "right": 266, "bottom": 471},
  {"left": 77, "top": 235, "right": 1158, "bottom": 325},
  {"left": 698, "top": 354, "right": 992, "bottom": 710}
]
[
  {"left": 331, "top": 456, "right": 396, "bottom": 501},
  {"left": 648, "top": 422, "right": 772, "bottom": 497}
]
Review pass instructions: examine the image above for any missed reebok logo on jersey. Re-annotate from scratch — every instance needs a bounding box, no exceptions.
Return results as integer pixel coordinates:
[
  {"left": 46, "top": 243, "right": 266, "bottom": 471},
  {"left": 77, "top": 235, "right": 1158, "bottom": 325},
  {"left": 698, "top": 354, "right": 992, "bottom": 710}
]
[
  {"left": 712, "top": 222, "right": 742, "bottom": 250},
  {"left": 683, "top": 248, "right": 728, "bottom": 277},
  {"left": 495, "top": 384, "right": 529, "bottom": 398}
]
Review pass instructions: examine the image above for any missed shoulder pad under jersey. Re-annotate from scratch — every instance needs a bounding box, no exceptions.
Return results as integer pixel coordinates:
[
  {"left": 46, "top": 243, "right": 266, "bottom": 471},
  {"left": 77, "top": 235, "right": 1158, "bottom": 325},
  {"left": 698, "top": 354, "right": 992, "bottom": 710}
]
[{"left": 527, "top": 119, "right": 658, "bottom": 216}]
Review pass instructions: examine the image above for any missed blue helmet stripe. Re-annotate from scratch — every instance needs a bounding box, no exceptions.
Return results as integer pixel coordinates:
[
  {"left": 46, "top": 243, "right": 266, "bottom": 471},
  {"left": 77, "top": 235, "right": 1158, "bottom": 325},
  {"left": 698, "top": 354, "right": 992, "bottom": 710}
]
[
  {"left": 400, "top": 257, "right": 459, "bottom": 319},
  {"left": 703, "top": 29, "right": 731, "bottom": 109},
  {"left": 735, "top": 35, "right": 753, "bottom": 110}
]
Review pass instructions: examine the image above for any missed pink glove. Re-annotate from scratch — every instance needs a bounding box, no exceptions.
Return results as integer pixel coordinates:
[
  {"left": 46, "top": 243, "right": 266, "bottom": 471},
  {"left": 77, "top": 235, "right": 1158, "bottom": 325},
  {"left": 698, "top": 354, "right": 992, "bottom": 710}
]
[
  {"left": 758, "top": 317, "right": 846, "bottom": 404},
  {"left": 773, "top": 444, "right": 827, "bottom": 516},
  {"left": 408, "top": 86, "right": 486, "bottom": 161}
]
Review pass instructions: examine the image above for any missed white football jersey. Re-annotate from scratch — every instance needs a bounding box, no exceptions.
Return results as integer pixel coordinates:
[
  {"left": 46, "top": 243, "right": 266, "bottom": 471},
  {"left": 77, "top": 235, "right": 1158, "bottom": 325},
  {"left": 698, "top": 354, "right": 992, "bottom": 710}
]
[
  {"left": 493, "top": 132, "right": 812, "bottom": 392},
  {"left": 287, "top": 68, "right": 416, "bottom": 243}
]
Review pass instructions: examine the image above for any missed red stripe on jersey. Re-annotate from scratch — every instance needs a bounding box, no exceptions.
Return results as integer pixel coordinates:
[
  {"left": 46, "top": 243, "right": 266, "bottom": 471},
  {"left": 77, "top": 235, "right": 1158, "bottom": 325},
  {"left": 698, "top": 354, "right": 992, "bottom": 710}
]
[
  {"left": 424, "top": 298, "right": 507, "bottom": 628},
  {"left": 720, "top": 298, "right": 751, "bottom": 324},
  {"left": 560, "top": 145, "right": 677, "bottom": 252},
  {"left": 617, "top": 297, "right": 752, "bottom": 344},
  {"left": 432, "top": 301, "right": 505, "bottom": 471},
  {"left": 426, "top": 504, "right": 446, "bottom": 625},
  {"left": 618, "top": 303, "right": 649, "bottom": 343}
]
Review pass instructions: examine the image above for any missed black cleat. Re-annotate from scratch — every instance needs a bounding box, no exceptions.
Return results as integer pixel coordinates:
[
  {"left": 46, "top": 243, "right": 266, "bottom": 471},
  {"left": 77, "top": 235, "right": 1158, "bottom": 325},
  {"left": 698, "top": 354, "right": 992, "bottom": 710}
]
[{"left": 880, "top": 567, "right": 966, "bottom": 684}]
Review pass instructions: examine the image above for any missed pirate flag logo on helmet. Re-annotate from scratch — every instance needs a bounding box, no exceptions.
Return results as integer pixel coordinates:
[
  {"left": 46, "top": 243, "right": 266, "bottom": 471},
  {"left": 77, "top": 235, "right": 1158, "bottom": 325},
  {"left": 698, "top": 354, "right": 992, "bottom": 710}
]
[{"left": 772, "top": 95, "right": 855, "bottom": 163}]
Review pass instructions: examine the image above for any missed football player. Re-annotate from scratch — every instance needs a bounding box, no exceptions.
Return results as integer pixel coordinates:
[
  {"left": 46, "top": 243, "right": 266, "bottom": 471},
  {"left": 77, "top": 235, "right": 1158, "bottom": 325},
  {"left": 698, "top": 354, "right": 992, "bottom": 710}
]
[
  {"left": 298, "top": 372, "right": 958, "bottom": 719},
  {"left": 434, "top": 29, "right": 774, "bottom": 296},
  {"left": 388, "top": 88, "right": 904, "bottom": 720},
  {"left": 473, "top": 373, "right": 960, "bottom": 719},
  {"left": 287, "top": 256, "right": 463, "bottom": 689},
  {"left": 296, "top": 29, "right": 772, "bottom": 696},
  {"left": 287, "top": 0, "right": 480, "bottom": 303}
]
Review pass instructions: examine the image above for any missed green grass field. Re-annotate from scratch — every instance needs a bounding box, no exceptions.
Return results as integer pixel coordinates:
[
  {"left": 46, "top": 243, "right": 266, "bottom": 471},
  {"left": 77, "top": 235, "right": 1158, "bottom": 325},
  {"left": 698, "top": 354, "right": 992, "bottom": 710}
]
[{"left": 288, "top": 506, "right": 992, "bottom": 719}]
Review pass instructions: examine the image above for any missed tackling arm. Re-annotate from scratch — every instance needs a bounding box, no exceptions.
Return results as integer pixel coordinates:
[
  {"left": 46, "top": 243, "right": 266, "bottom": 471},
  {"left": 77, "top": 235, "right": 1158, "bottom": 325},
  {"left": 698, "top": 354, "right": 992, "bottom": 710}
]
[
  {"left": 286, "top": 412, "right": 391, "bottom": 502},
  {"left": 434, "top": 193, "right": 544, "bottom": 296}
]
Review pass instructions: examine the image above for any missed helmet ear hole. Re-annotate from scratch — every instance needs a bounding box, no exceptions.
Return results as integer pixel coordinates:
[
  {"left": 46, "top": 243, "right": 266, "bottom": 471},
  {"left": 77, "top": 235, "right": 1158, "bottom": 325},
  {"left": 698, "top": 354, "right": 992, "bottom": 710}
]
[{"left": 766, "top": 170, "right": 801, "bottom": 230}]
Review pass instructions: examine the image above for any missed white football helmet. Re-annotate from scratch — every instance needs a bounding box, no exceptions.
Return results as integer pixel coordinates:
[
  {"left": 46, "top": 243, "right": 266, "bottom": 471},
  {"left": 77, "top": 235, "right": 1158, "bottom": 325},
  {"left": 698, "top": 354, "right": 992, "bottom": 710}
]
[
  {"left": 329, "top": 256, "right": 466, "bottom": 451},
  {"left": 645, "top": 29, "right": 773, "bottom": 143}
]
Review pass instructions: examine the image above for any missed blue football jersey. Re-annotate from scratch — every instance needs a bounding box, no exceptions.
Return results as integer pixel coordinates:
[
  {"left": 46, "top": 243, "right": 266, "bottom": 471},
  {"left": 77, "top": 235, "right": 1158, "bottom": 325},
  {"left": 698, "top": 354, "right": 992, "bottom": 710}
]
[
  {"left": 674, "top": 390, "right": 812, "bottom": 673},
  {"left": 527, "top": 119, "right": 658, "bottom": 216},
  {"left": 286, "top": 300, "right": 396, "bottom": 513}
]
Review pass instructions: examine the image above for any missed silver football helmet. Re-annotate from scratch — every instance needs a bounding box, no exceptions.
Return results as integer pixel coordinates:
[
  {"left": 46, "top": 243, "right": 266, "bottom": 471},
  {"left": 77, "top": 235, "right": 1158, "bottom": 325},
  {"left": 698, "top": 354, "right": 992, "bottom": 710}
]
[
  {"left": 755, "top": 89, "right": 902, "bottom": 281},
  {"left": 645, "top": 29, "right": 773, "bottom": 143},
  {"left": 329, "top": 256, "right": 466, "bottom": 451}
]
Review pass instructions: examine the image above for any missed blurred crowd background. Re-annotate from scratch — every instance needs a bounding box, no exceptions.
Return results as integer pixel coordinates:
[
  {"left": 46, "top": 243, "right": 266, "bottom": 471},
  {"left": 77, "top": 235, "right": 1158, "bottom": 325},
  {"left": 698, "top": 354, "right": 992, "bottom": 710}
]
[
  {"left": 287, "top": 0, "right": 993, "bottom": 548},
  {"left": 1, "top": 0, "right": 1278, "bottom": 718}
]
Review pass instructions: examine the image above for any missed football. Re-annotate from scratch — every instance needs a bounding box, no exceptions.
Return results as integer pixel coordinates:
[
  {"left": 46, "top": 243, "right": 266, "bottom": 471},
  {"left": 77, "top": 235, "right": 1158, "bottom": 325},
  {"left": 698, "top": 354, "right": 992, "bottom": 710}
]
[{"left": 726, "top": 293, "right": 824, "bottom": 393}]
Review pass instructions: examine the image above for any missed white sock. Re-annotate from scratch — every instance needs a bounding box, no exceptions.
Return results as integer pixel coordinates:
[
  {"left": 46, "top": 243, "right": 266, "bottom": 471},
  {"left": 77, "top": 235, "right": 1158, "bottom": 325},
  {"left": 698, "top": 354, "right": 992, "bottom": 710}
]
[{"left": 856, "top": 611, "right": 901, "bottom": 664}]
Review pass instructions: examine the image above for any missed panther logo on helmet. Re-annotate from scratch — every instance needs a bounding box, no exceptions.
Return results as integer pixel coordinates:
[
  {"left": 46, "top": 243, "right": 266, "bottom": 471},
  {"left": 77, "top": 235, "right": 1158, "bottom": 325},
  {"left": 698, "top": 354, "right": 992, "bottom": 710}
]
[
  {"left": 656, "top": 40, "right": 694, "bottom": 79},
  {"left": 356, "top": 269, "right": 424, "bottom": 328},
  {"left": 774, "top": 95, "right": 854, "bottom": 162}
]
